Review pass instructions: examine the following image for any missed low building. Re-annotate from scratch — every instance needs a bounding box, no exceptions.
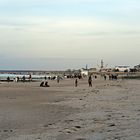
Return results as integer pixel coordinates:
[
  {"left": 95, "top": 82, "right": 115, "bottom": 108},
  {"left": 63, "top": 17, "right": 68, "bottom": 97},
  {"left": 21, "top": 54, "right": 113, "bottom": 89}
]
[
  {"left": 115, "top": 66, "right": 130, "bottom": 72},
  {"left": 81, "top": 68, "right": 88, "bottom": 77},
  {"left": 88, "top": 68, "right": 97, "bottom": 75},
  {"left": 134, "top": 64, "right": 140, "bottom": 71}
]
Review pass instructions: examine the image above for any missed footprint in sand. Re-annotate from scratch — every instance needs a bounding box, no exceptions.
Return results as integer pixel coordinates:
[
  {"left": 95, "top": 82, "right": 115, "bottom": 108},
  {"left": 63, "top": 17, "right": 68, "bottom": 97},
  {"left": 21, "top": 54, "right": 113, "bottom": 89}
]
[
  {"left": 75, "top": 138, "right": 87, "bottom": 140},
  {"left": 43, "top": 123, "right": 55, "bottom": 127},
  {"left": 74, "top": 126, "right": 82, "bottom": 129},
  {"left": 108, "top": 123, "right": 116, "bottom": 127},
  {"left": 91, "top": 90, "right": 99, "bottom": 94},
  {"left": 2, "top": 129, "right": 13, "bottom": 133},
  {"left": 63, "top": 128, "right": 73, "bottom": 134},
  {"left": 64, "top": 120, "right": 74, "bottom": 123},
  {"left": 36, "top": 137, "right": 41, "bottom": 140},
  {"left": 63, "top": 125, "right": 82, "bottom": 134}
]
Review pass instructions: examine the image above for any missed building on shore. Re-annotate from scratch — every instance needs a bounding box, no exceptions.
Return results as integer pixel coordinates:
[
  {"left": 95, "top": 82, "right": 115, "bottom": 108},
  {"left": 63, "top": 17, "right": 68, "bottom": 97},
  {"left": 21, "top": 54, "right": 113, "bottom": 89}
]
[
  {"left": 88, "top": 68, "right": 97, "bottom": 75},
  {"left": 81, "top": 68, "right": 89, "bottom": 77},
  {"left": 134, "top": 64, "right": 140, "bottom": 71},
  {"left": 115, "top": 66, "right": 130, "bottom": 72},
  {"left": 80, "top": 67, "right": 97, "bottom": 77}
]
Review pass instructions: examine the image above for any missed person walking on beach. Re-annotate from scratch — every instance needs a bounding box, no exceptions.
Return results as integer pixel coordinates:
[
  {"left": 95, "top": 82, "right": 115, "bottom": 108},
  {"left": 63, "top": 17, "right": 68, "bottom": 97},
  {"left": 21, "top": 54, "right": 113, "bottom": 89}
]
[
  {"left": 104, "top": 74, "right": 107, "bottom": 80},
  {"left": 15, "top": 77, "right": 19, "bottom": 82},
  {"left": 88, "top": 75, "right": 92, "bottom": 87},
  {"left": 7, "top": 76, "right": 10, "bottom": 82},
  {"left": 75, "top": 78, "right": 78, "bottom": 87},
  {"left": 28, "top": 74, "right": 32, "bottom": 82},
  {"left": 22, "top": 76, "right": 26, "bottom": 82},
  {"left": 95, "top": 75, "right": 97, "bottom": 79},
  {"left": 44, "top": 76, "right": 47, "bottom": 80},
  {"left": 109, "top": 74, "right": 112, "bottom": 80},
  {"left": 57, "top": 75, "right": 60, "bottom": 83}
]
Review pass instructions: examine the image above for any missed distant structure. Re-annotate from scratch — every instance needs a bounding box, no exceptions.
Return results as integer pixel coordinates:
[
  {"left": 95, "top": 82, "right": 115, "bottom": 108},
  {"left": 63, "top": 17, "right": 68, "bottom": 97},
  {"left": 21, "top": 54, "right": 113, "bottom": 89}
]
[
  {"left": 88, "top": 68, "right": 97, "bottom": 75},
  {"left": 80, "top": 65, "right": 97, "bottom": 77},
  {"left": 86, "top": 64, "right": 88, "bottom": 70},
  {"left": 97, "top": 59, "right": 108, "bottom": 72},
  {"left": 115, "top": 66, "right": 130, "bottom": 72},
  {"left": 101, "top": 59, "right": 104, "bottom": 69},
  {"left": 134, "top": 64, "right": 140, "bottom": 71},
  {"left": 81, "top": 68, "right": 88, "bottom": 77}
]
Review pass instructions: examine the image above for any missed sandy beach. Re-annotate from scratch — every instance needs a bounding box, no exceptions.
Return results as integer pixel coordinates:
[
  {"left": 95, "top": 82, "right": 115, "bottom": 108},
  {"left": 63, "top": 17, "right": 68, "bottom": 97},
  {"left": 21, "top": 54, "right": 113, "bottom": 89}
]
[{"left": 0, "top": 78, "right": 140, "bottom": 140}]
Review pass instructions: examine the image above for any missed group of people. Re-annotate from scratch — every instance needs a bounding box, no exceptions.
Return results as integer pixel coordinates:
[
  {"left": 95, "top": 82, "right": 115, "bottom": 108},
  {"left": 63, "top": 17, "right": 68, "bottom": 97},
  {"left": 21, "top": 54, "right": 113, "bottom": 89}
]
[
  {"left": 6, "top": 74, "right": 32, "bottom": 82},
  {"left": 75, "top": 73, "right": 118, "bottom": 87},
  {"left": 75, "top": 75, "right": 93, "bottom": 87},
  {"left": 109, "top": 74, "right": 118, "bottom": 80},
  {"left": 40, "top": 73, "right": 118, "bottom": 88},
  {"left": 40, "top": 81, "right": 50, "bottom": 87},
  {"left": 40, "top": 75, "right": 61, "bottom": 87}
]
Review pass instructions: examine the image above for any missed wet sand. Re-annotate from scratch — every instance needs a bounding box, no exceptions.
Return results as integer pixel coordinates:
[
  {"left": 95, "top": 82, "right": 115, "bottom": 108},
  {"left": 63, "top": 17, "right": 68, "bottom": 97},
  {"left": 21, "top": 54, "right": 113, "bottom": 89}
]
[{"left": 0, "top": 78, "right": 140, "bottom": 140}]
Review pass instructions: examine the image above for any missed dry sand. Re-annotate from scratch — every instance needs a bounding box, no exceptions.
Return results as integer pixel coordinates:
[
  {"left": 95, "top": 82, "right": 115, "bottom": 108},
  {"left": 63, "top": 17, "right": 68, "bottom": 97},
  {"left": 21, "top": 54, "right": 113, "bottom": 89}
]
[{"left": 0, "top": 78, "right": 140, "bottom": 140}]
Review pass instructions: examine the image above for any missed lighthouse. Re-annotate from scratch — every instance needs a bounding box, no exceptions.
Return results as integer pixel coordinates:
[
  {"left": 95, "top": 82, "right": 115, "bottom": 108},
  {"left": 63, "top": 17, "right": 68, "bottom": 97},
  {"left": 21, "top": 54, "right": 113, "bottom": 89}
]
[{"left": 101, "top": 59, "right": 104, "bottom": 69}]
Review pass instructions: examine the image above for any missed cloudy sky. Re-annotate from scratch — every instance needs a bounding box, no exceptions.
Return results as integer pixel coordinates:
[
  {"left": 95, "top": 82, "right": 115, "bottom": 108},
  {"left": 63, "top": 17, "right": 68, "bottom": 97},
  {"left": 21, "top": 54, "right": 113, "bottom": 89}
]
[{"left": 0, "top": 0, "right": 140, "bottom": 70}]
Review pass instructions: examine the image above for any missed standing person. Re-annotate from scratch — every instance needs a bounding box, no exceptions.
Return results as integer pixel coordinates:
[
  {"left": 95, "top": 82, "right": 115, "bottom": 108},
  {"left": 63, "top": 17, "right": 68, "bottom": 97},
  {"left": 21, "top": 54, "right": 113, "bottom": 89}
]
[
  {"left": 57, "top": 75, "right": 60, "bottom": 83},
  {"left": 28, "top": 74, "right": 32, "bottom": 82},
  {"left": 17, "top": 76, "right": 19, "bottom": 82},
  {"left": 109, "top": 74, "right": 112, "bottom": 80},
  {"left": 15, "top": 77, "right": 18, "bottom": 82},
  {"left": 88, "top": 75, "right": 92, "bottom": 87},
  {"left": 95, "top": 75, "right": 97, "bottom": 79},
  {"left": 7, "top": 76, "right": 10, "bottom": 82},
  {"left": 44, "top": 76, "right": 47, "bottom": 80},
  {"left": 22, "top": 76, "right": 26, "bottom": 82},
  {"left": 75, "top": 78, "right": 78, "bottom": 87},
  {"left": 104, "top": 75, "right": 107, "bottom": 80}
]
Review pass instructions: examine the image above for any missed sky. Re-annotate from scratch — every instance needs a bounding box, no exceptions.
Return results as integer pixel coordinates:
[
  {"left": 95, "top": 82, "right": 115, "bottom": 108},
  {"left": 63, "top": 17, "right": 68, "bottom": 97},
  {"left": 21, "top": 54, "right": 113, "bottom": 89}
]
[{"left": 0, "top": 0, "right": 140, "bottom": 70}]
